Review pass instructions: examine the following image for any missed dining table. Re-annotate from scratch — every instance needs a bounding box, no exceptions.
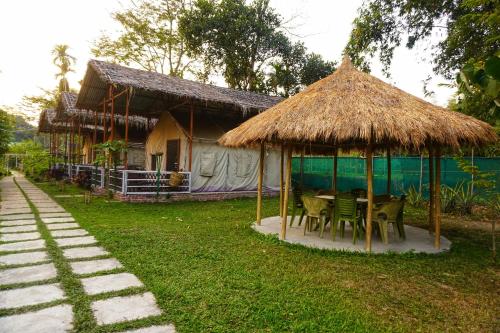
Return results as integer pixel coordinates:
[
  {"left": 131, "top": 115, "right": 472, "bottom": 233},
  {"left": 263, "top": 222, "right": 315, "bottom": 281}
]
[{"left": 314, "top": 195, "right": 368, "bottom": 204}]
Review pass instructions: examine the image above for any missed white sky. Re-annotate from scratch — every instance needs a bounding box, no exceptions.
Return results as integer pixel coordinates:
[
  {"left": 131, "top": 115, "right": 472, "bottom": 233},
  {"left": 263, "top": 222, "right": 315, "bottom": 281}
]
[{"left": 0, "top": 0, "right": 455, "bottom": 123}]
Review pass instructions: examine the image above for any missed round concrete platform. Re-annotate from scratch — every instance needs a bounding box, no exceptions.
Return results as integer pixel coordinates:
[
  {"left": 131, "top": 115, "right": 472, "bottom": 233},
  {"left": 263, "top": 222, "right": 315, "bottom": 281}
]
[{"left": 253, "top": 216, "right": 451, "bottom": 254}]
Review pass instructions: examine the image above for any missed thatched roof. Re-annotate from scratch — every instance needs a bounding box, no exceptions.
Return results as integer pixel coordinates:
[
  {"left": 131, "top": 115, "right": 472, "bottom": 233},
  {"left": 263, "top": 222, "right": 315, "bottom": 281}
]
[
  {"left": 76, "top": 60, "right": 282, "bottom": 118},
  {"left": 38, "top": 109, "right": 57, "bottom": 133},
  {"left": 219, "top": 57, "right": 497, "bottom": 151}
]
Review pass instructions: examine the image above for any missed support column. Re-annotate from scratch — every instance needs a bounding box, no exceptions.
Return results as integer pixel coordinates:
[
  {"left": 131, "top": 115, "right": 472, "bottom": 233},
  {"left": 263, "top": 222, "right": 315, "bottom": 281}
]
[
  {"left": 428, "top": 149, "right": 434, "bottom": 234},
  {"left": 93, "top": 110, "right": 97, "bottom": 163},
  {"left": 280, "top": 145, "right": 292, "bottom": 240},
  {"left": 124, "top": 88, "right": 130, "bottom": 169},
  {"left": 189, "top": 105, "right": 194, "bottom": 171},
  {"left": 77, "top": 120, "right": 82, "bottom": 164},
  {"left": 386, "top": 147, "right": 391, "bottom": 194},
  {"left": 365, "top": 144, "right": 374, "bottom": 252},
  {"left": 279, "top": 143, "right": 284, "bottom": 217},
  {"left": 102, "top": 97, "right": 107, "bottom": 142},
  {"left": 109, "top": 85, "right": 115, "bottom": 140},
  {"left": 434, "top": 147, "right": 441, "bottom": 249},
  {"left": 333, "top": 148, "right": 338, "bottom": 193},
  {"left": 256, "top": 142, "right": 265, "bottom": 225}
]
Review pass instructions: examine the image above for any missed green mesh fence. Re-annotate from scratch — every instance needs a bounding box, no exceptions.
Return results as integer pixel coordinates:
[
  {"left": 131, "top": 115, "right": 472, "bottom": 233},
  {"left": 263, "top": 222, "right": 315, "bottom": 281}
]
[{"left": 291, "top": 156, "right": 500, "bottom": 197}]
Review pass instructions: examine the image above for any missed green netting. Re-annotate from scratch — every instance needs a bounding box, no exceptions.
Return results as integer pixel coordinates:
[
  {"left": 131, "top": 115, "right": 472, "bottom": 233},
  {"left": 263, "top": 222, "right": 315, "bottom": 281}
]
[{"left": 292, "top": 156, "right": 500, "bottom": 197}]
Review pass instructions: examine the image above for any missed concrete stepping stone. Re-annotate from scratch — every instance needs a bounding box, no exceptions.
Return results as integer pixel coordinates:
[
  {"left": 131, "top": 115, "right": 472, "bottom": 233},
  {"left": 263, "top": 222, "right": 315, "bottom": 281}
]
[
  {"left": 46, "top": 223, "right": 80, "bottom": 230},
  {"left": 0, "top": 263, "right": 57, "bottom": 285},
  {"left": 62, "top": 246, "right": 109, "bottom": 259},
  {"left": 0, "top": 208, "right": 32, "bottom": 215},
  {"left": 39, "top": 212, "right": 72, "bottom": 218},
  {"left": 91, "top": 292, "right": 161, "bottom": 325},
  {"left": 3, "top": 203, "right": 29, "bottom": 208},
  {"left": 0, "top": 251, "right": 49, "bottom": 266},
  {"left": 0, "top": 304, "right": 73, "bottom": 333},
  {"left": 121, "top": 325, "right": 176, "bottom": 333},
  {"left": 0, "top": 283, "right": 65, "bottom": 309},
  {"left": 55, "top": 236, "right": 97, "bottom": 248},
  {"left": 0, "top": 219, "right": 37, "bottom": 227},
  {"left": 34, "top": 204, "right": 62, "bottom": 209},
  {"left": 51, "top": 229, "right": 88, "bottom": 238},
  {"left": 70, "top": 258, "right": 123, "bottom": 275},
  {"left": 37, "top": 207, "right": 66, "bottom": 213},
  {"left": 0, "top": 214, "right": 35, "bottom": 221},
  {"left": 81, "top": 273, "right": 143, "bottom": 295},
  {"left": 1, "top": 225, "right": 38, "bottom": 233},
  {"left": 42, "top": 217, "right": 75, "bottom": 224},
  {"left": 1, "top": 231, "right": 41, "bottom": 242},
  {"left": 0, "top": 239, "right": 45, "bottom": 252}
]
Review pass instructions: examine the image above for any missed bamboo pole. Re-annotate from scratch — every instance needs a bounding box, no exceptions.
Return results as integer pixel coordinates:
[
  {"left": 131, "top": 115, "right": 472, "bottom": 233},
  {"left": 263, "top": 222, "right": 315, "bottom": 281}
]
[
  {"left": 333, "top": 148, "right": 338, "bottom": 193},
  {"left": 281, "top": 145, "right": 292, "bottom": 240},
  {"left": 428, "top": 149, "right": 434, "bottom": 234},
  {"left": 109, "top": 85, "right": 115, "bottom": 140},
  {"left": 279, "top": 143, "right": 284, "bottom": 217},
  {"left": 386, "top": 147, "right": 391, "bottom": 194},
  {"left": 365, "top": 144, "right": 374, "bottom": 252},
  {"left": 434, "top": 147, "right": 441, "bottom": 249},
  {"left": 102, "top": 97, "right": 107, "bottom": 142},
  {"left": 77, "top": 120, "right": 82, "bottom": 164},
  {"left": 124, "top": 88, "right": 130, "bottom": 169},
  {"left": 64, "top": 125, "right": 68, "bottom": 164},
  {"left": 256, "top": 143, "right": 265, "bottom": 225},
  {"left": 189, "top": 105, "right": 194, "bottom": 171}
]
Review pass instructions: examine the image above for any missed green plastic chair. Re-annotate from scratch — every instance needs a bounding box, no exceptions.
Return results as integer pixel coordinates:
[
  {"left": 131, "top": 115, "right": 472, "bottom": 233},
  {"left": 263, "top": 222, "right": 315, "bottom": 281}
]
[
  {"left": 372, "top": 199, "right": 406, "bottom": 244},
  {"left": 301, "top": 196, "right": 331, "bottom": 238},
  {"left": 290, "top": 187, "right": 305, "bottom": 227},
  {"left": 332, "top": 193, "right": 363, "bottom": 243}
]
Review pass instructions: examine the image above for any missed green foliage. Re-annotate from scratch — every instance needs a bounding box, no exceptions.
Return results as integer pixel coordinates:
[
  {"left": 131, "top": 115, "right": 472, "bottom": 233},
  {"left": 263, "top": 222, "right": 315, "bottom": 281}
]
[
  {"left": 402, "top": 185, "right": 425, "bottom": 208},
  {"left": 0, "top": 108, "right": 14, "bottom": 156},
  {"left": 52, "top": 44, "right": 76, "bottom": 92},
  {"left": 13, "top": 115, "right": 36, "bottom": 142},
  {"left": 92, "top": 0, "right": 193, "bottom": 77},
  {"left": 9, "top": 140, "right": 50, "bottom": 180},
  {"left": 93, "top": 140, "right": 128, "bottom": 169}
]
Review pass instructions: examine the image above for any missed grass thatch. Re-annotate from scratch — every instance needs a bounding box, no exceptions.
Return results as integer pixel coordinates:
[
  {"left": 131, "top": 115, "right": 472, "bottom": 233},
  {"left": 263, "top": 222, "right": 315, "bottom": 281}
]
[{"left": 219, "top": 57, "right": 497, "bottom": 152}]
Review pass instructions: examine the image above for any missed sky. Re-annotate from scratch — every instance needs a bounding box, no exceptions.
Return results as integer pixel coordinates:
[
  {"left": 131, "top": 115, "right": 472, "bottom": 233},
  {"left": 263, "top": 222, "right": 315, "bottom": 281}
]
[{"left": 0, "top": 0, "right": 455, "bottom": 123}]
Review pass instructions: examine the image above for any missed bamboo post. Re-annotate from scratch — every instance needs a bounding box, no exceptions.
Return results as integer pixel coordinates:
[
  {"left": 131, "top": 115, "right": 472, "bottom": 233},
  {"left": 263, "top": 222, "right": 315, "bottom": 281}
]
[
  {"left": 109, "top": 85, "right": 115, "bottom": 140},
  {"left": 124, "top": 88, "right": 130, "bottom": 169},
  {"left": 434, "top": 147, "right": 442, "bottom": 249},
  {"left": 428, "top": 149, "right": 434, "bottom": 234},
  {"left": 64, "top": 125, "right": 68, "bottom": 165},
  {"left": 333, "top": 148, "right": 338, "bottom": 193},
  {"left": 279, "top": 143, "right": 284, "bottom": 217},
  {"left": 365, "top": 144, "right": 374, "bottom": 252},
  {"left": 77, "top": 120, "right": 82, "bottom": 164},
  {"left": 256, "top": 143, "right": 265, "bottom": 225},
  {"left": 189, "top": 105, "right": 194, "bottom": 171},
  {"left": 281, "top": 145, "right": 292, "bottom": 240},
  {"left": 386, "top": 147, "right": 391, "bottom": 194},
  {"left": 93, "top": 110, "right": 97, "bottom": 163},
  {"left": 102, "top": 97, "right": 107, "bottom": 142}
]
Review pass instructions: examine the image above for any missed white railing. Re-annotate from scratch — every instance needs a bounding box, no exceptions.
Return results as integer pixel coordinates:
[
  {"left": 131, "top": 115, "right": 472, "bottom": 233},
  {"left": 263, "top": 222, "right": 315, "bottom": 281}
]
[{"left": 109, "top": 170, "right": 191, "bottom": 195}]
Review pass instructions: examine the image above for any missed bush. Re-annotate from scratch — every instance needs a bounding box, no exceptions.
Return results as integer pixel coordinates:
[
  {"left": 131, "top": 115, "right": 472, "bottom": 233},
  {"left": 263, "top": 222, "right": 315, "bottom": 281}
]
[{"left": 9, "top": 140, "right": 50, "bottom": 180}]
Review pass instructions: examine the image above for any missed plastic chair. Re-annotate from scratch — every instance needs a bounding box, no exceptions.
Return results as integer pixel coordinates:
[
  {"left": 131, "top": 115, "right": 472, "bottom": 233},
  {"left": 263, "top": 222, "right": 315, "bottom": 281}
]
[
  {"left": 301, "top": 196, "right": 331, "bottom": 238},
  {"left": 351, "top": 188, "right": 367, "bottom": 198},
  {"left": 372, "top": 199, "right": 406, "bottom": 244},
  {"left": 332, "top": 193, "right": 363, "bottom": 243},
  {"left": 290, "top": 187, "right": 305, "bottom": 227}
]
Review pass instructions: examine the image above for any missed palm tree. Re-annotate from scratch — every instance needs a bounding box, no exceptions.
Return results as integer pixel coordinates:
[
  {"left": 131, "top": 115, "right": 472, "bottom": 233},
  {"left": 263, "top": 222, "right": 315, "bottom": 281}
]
[{"left": 52, "top": 44, "right": 76, "bottom": 92}]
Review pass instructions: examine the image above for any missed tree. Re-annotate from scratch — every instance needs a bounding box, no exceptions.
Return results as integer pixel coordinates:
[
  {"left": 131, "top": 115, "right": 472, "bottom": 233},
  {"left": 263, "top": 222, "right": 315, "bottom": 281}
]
[
  {"left": 0, "top": 108, "right": 14, "bottom": 156},
  {"left": 52, "top": 44, "right": 76, "bottom": 92},
  {"left": 92, "top": 0, "right": 193, "bottom": 77}
]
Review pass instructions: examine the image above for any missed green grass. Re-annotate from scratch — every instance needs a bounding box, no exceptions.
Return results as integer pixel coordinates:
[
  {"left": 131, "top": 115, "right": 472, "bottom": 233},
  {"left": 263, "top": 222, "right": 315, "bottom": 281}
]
[{"left": 34, "top": 181, "right": 499, "bottom": 332}]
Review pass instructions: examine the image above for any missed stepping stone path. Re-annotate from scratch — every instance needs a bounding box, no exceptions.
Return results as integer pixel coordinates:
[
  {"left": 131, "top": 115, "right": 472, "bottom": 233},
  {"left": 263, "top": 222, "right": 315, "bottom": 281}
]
[{"left": 0, "top": 174, "right": 175, "bottom": 332}]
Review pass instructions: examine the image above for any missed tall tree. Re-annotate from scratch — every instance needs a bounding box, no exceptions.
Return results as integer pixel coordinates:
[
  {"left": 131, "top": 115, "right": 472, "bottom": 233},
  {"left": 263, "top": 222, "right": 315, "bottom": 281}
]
[
  {"left": 0, "top": 108, "right": 14, "bottom": 156},
  {"left": 52, "top": 44, "right": 76, "bottom": 92},
  {"left": 92, "top": 0, "right": 193, "bottom": 77}
]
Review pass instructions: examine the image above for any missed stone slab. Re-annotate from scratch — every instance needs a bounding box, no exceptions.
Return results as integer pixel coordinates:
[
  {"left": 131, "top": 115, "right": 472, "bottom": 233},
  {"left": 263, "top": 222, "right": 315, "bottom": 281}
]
[
  {"left": 55, "top": 236, "right": 97, "bottom": 248},
  {"left": 51, "top": 229, "right": 88, "bottom": 238},
  {"left": 0, "top": 214, "right": 35, "bottom": 221},
  {"left": 0, "top": 239, "right": 45, "bottom": 252},
  {"left": 42, "top": 217, "right": 75, "bottom": 224},
  {"left": 0, "top": 225, "right": 38, "bottom": 233},
  {"left": 70, "top": 258, "right": 123, "bottom": 275},
  {"left": 0, "top": 251, "right": 49, "bottom": 266},
  {"left": 37, "top": 207, "right": 66, "bottom": 213},
  {"left": 33, "top": 203, "right": 61, "bottom": 208},
  {"left": 121, "top": 325, "right": 176, "bottom": 333},
  {"left": 1, "top": 231, "right": 41, "bottom": 242},
  {"left": 0, "top": 219, "right": 36, "bottom": 227},
  {"left": 91, "top": 292, "right": 161, "bottom": 325},
  {"left": 46, "top": 223, "right": 80, "bottom": 230},
  {"left": 39, "top": 212, "right": 72, "bottom": 218},
  {"left": 0, "top": 304, "right": 73, "bottom": 333},
  {"left": 0, "top": 208, "right": 32, "bottom": 215},
  {"left": 62, "top": 246, "right": 109, "bottom": 259},
  {"left": 81, "top": 273, "right": 143, "bottom": 295},
  {"left": 0, "top": 283, "right": 65, "bottom": 309},
  {"left": 0, "top": 263, "right": 57, "bottom": 285},
  {"left": 2, "top": 203, "right": 29, "bottom": 208}
]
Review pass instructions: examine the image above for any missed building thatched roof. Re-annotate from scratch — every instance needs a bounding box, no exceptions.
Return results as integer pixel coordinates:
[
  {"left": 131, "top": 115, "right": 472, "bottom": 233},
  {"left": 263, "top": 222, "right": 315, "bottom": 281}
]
[
  {"left": 76, "top": 60, "right": 283, "bottom": 118},
  {"left": 219, "top": 57, "right": 497, "bottom": 151},
  {"left": 38, "top": 109, "right": 57, "bottom": 133}
]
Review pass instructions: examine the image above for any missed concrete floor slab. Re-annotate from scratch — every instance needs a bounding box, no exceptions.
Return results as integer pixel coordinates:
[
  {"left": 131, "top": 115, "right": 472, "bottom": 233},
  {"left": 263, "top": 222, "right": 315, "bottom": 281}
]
[
  {"left": 37, "top": 207, "right": 66, "bottom": 213},
  {"left": 0, "top": 304, "right": 73, "bottom": 333},
  {"left": 62, "top": 246, "right": 109, "bottom": 259},
  {"left": 121, "top": 325, "right": 176, "bottom": 333},
  {"left": 46, "top": 223, "right": 80, "bottom": 230},
  {"left": 55, "top": 236, "right": 97, "bottom": 248},
  {"left": 0, "top": 239, "right": 45, "bottom": 252},
  {"left": 91, "top": 292, "right": 161, "bottom": 325},
  {"left": 33, "top": 203, "right": 61, "bottom": 208},
  {"left": 254, "top": 216, "right": 452, "bottom": 254},
  {"left": 1, "top": 231, "right": 41, "bottom": 242},
  {"left": 0, "top": 214, "right": 35, "bottom": 221},
  {"left": 0, "top": 208, "right": 32, "bottom": 215},
  {"left": 1, "top": 225, "right": 38, "bottom": 233},
  {"left": 81, "top": 273, "right": 143, "bottom": 295},
  {"left": 0, "top": 283, "right": 65, "bottom": 309},
  {"left": 51, "top": 229, "right": 88, "bottom": 238},
  {"left": 70, "top": 258, "right": 123, "bottom": 275},
  {"left": 2, "top": 203, "right": 29, "bottom": 209},
  {"left": 0, "top": 263, "right": 57, "bottom": 285},
  {"left": 42, "top": 217, "right": 75, "bottom": 224},
  {"left": 0, "top": 251, "right": 49, "bottom": 266},
  {"left": 39, "top": 212, "right": 72, "bottom": 218},
  {"left": 0, "top": 219, "right": 37, "bottom": 227}
]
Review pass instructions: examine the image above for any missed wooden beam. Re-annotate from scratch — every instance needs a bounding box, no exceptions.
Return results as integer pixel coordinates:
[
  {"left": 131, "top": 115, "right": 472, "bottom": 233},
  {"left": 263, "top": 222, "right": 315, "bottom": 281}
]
[
  {"left": 428, "top": 149, "right": 434, "bottom": 234},
  {"left": 281, "top": 145, "right": 292, "bottom": 240},
  {"left": 434, "top": 147, "right": 442, "bottom": 249},
  {"left": 124, "top": 88, "right": 130, "bottom": 169},
  {"left": 387, "top": 147, "right": 391, "bottom": 194},
  {"left": 333, "top": 148, "right": 338, "bottom": 193},
  {"left": 257, "top": 143, "right": 265, "bottom": 225},
  {"left": 279, "top": 143, "right": 284, "bottom": 218},
  {"left": 365, "top": 144, "right": 374, "bottom": 252},
  {"left": 188, "top": 105, "right": 194, "bottom": 171},
  {"left": 98, "top": 87, "right": 128, "bottom": 106}
]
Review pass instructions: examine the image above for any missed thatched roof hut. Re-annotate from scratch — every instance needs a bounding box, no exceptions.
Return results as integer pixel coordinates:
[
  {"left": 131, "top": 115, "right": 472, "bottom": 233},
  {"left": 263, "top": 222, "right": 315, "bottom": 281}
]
[
  {"left": 219, "top": 57, "right": 496, "bottom": 151},
  {"left": 38, "top": 109, "right": 58, "bottom": 133}
]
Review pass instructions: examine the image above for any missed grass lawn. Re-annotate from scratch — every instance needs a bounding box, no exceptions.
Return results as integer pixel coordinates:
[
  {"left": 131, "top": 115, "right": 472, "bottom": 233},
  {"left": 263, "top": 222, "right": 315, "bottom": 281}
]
[{"left": 36, "top": 181, "right": 498, "bottom": 332}]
